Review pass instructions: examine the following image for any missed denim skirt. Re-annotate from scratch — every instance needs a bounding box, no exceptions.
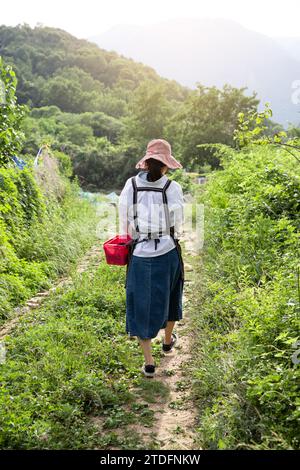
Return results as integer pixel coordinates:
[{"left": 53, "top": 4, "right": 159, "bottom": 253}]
[{"left": 125, "top": 247, "right": 183, "bottom": 339}]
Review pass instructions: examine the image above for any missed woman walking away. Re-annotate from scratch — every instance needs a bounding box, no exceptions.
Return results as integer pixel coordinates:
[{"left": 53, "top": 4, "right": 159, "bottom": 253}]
[{"left": 118, "top": 139, "right": 185, "bottom": 378}]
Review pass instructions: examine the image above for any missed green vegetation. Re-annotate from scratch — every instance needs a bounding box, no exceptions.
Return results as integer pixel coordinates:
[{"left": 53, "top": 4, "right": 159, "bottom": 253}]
[
  {"left": 0, "top": 262, "right": 163, "bottom": 449},
  {"left": 0, "top": 158, "right": 98, "bottom": 324},
  {"left": 192, "top": 141, "right": 300, "bottom": 449},
  {"left": 0, "top": 57, "right": 98, "bottom": 323},
  {"left": 0, "top": 57, "right": 26, "bottom": 166},
  {"left": 164, "top": 84, "right": 259, "bottom": 170},
  {"left": 0, "top": 25, "right": 189, "bottom": 190}
]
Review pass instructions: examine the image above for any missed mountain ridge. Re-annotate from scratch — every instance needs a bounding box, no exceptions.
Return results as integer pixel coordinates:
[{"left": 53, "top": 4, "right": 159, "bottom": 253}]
[{"left": 90, "top": 18, "right": 300, "bottom": 125}]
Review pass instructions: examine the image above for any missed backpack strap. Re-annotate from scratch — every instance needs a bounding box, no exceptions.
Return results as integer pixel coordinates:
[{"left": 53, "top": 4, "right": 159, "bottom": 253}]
[
  {"left": 130, "top": 176, "right": 173, "bottom": 240},
  {"left": 131, "top": 176, "right": 139, "bottom": 235},
  {"left": 162, "top": 179, "right": 172, "bottom": 235},
  {"left": 136, "top": 187, "right": 164, "bottom": 192}
]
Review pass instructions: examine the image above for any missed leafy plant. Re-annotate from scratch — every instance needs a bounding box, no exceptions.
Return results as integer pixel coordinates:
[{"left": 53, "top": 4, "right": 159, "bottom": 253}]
[
  {"left": 192, "top": 139, "right": 300, "bottom": 449},
  {"left": 0, "top": 56, "right": 26, "bottom": 166}
]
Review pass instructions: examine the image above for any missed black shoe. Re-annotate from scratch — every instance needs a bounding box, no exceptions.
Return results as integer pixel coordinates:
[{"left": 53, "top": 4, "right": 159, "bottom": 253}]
[
  {"left": 162, "top": 332, "right": 178, "bottom": 353},
  {"left": 141, "top": 363, "right": 156, "bottom": 378}
]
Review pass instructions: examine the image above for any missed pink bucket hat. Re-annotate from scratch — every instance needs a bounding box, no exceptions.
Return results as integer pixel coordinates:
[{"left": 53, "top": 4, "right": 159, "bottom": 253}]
[{"left": 135, "top": 139, "right": 183, "bottom": 170}]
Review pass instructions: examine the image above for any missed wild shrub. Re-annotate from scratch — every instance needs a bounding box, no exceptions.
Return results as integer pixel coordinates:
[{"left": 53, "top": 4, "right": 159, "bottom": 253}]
[{"left": 192, "top": 144, "right": 300, "bottom": 449}]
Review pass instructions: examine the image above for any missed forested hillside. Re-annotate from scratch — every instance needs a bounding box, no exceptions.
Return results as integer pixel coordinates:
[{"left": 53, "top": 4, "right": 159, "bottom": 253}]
[
  {"left": 0, "top": 24, "right": 271, "bottom": 190},
  {"left": 0, "top": 25, "right": 188, "bottom": 189}
]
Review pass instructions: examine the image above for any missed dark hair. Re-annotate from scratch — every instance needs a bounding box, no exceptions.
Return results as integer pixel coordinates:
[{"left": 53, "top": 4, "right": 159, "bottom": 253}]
[{"left": 146, "top": 158, "right": 166, "bottom": 182}]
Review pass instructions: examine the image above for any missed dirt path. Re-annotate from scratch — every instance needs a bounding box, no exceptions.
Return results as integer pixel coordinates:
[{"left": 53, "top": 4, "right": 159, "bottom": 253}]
[
  {"left": 0, "top": 245, "right": 102, "bottom": 340},
  {"left": 143, "top": 235, "right": 200, "bottom": 449},
  {"left": 146, "top": 272, "right": 199, "bottom": 450},
  {"left": 106, "top": 232, "right": 201, "bottom": 450}
]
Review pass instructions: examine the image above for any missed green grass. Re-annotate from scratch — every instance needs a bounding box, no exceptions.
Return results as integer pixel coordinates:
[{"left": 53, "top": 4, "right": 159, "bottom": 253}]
[
  {"left": 0, "top": 257, "right": 168, "bottom": 449},
  {"left": 136, "top": 379, "right": 170, "bottom": 405}
]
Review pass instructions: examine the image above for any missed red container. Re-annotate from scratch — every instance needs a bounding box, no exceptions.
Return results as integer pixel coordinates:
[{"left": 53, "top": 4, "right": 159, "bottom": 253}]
[{"left": 103, "top": 235, "right": 132, "bottom": 265}]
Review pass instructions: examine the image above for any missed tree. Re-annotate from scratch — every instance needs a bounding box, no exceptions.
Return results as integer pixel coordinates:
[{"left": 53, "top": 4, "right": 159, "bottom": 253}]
[
  {"left": 124, "top": 80, "right": 174, "bottom": 149},
  {"left": 64, "top": 123, "right": 94, "bottom": 147},
  {"left": 165, "top": 84, "right": 259, "bottom": 169},
  {"left": 41, "top": 75, "right": 102, "bottom": 113},
  {"left": 233, "top": 104, "right": 300, "bottom": 165}
]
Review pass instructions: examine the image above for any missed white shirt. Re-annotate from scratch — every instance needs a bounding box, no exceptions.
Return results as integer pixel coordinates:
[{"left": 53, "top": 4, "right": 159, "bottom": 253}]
[{"left": 118, "top": 170, "right": 184, "bottom": 257}]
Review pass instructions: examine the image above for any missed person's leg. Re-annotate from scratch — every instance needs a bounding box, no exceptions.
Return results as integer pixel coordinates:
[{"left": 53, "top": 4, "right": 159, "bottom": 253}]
[
  {"left": 164, "top": 321, "right": 175, "bottom": 345},
  {"left": 138, "top": 338, "right": 155, "bottom": 365}
]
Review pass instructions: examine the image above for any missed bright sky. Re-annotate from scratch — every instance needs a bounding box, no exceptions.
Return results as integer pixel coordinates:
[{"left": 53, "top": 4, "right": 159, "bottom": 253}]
[{"left": 1, "top": 0, "right": 300, "bottom": 38}]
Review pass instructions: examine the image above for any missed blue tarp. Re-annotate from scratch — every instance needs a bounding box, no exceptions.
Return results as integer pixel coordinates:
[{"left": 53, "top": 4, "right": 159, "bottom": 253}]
[{"left": 11, "top": 155, "right": 27, "bottom": 170}]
